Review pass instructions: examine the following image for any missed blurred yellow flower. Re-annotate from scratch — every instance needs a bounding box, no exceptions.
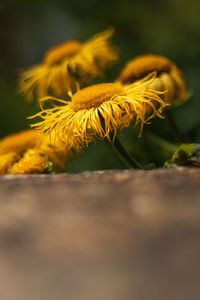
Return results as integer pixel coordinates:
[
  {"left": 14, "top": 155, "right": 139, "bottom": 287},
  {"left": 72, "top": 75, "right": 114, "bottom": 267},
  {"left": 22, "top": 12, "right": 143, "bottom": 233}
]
[
  {"left": 19, "top": 29, "right": 118, "bottom": 102},
  {"left": 0, "top": 152, "right": 19, "bottom": 175},
  {"left": 118, "top": 54, "right": 186, "bottom": 105},
  {"left": 10, "top": 149, "right": 51, "bottom": 175},
  {"left": 0, "top": 130, "right": 67, "bottom": 175},
  {"left": 30, "top": 73, "right": 167, "bottom": 150}
]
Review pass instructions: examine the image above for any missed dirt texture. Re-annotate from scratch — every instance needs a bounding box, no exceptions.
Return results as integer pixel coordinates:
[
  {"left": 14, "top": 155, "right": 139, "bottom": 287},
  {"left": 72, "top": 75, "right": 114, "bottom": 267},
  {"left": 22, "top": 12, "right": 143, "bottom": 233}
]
[{"left": 0, "top": 167, "right": 200, "bottom": 300}]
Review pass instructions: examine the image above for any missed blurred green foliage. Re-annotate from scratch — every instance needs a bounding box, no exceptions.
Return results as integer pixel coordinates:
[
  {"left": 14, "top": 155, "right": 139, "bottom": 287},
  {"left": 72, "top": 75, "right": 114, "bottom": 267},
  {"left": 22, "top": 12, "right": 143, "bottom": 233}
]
[
  {"left": 165, "top": 143, "right": 200, "bottom": 168},
  {"left": 0, "top": 0, "right": 200, "bottom": 172}
]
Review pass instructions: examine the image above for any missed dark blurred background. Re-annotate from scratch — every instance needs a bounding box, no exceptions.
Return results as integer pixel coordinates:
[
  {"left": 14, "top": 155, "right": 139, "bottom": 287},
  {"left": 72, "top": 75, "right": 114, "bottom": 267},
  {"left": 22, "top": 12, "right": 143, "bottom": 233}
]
[{"left": 0, "top": 0, "right": 200, "bottom": 172}]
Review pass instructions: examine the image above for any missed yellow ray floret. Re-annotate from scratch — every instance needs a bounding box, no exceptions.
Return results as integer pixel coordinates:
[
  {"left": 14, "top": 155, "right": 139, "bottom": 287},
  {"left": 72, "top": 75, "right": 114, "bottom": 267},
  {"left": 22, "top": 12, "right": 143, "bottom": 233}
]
[
  {"left": 0, "top": 130, "right": 68, "bottom": 175},
  {"left": 0, "top": 152, "right": 19, "bottom": 175},
  {"left": 19, "top": 29, "right": 118, "bottom": 102},
  {"left": 30, "top": 73, "right": 168, "bottom": 150},
  {"left": 118, "top": 54, "right": 186, "bottom": 105}
]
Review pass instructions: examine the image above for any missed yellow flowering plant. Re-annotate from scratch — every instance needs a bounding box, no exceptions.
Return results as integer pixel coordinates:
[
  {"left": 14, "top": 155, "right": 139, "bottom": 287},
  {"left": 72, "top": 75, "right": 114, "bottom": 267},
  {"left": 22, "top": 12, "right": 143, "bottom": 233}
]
[
  {"left": 30, "top": 73, "right": 167, "bottom": 169},
  {"left": 0, "top": 31, "right": 190, "bottom": 173},
  {"left": 118, "top": 54, "right": 187, "bottom": 142},
  {"left": 19, "top": 29, "right": 118, "bottom": 102},
  {"left": 0, "top": 130, "right": 68, "bottom": 175},
  {"left": 118, "top": 54, "right": 186, "bottom": 105}
]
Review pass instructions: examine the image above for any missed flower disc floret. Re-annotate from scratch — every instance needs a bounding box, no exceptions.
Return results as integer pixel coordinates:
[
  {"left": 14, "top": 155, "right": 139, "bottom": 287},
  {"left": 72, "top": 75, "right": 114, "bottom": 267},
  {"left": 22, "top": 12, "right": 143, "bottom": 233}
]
[
  {"left": 44, "top": 41, "right": 82, "bottom": 66},
  {"left": 72, "top": 83, "right": 126, "bottom": 109}
]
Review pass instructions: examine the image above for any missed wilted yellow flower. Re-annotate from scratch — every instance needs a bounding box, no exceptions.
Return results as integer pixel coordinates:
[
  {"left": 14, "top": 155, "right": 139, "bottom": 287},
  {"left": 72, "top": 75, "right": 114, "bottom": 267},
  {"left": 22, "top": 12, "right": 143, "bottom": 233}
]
[
  {"left": 10, "top": 149, "right": 51, "bottom": 174},
  {"left": 30, "top": 73, "right": 167, "bottom": 150},
  {"left": 0, "top": 152, "right": 19, "bottom": 175},
  {"left": 118, "top": 54, "right": 186, "bottom": 105},
  {"left": 19, "top": 29, "right": 118, "bottom": 102},
  {"left": 0, "top": 130, "right": 67, "bottom": 175},
  {"left": 39, "top": 135, "right": 69, "bottom": 171}
]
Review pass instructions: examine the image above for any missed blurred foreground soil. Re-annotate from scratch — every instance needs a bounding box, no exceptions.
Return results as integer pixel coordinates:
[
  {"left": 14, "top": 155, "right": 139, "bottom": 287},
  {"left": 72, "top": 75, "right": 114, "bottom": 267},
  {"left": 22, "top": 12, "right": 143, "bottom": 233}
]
[{"left": 0, "top": 167, "right": 200, "bottom": 300}]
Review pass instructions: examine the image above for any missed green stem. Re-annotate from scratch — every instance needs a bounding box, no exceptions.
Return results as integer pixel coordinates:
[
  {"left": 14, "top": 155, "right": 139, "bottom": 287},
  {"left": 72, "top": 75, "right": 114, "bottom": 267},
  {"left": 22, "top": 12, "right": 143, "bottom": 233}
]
[
  {"left": 99, "top": 112, "right": 143, "bottom": 169},
  {"left": 107, "top": 133, "right": 143, "bottom": 169},
  {"left": 167, "top": 110, "right": 189, "bottom": 143}
]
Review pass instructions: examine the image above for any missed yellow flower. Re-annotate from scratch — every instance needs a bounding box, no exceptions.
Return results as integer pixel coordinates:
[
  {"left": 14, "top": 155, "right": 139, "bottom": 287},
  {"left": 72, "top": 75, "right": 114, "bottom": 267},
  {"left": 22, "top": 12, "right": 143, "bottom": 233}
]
[
  {"left": 0, "top": 152, "right": 19, "bottom": 175},
  {"left": 30, "top": 73, "right": 167, "bottom": 150},
  {"left": 118, "top": 54, "right": 186, "bottom": 105},
  {"left": 10, "top": 149, "right": 52, "bottom": 175},
  {"left": 38, "top": 135, "right": 69, "bottom": 171},
  {"left": 0, "top": 130, "right": 67, "bottom": 175},
  {"left": 19, "top": 29, "right": 118, "bottom": 102},
  {"left": 0, "top": 129, "right": 44, "bottom": 154}
]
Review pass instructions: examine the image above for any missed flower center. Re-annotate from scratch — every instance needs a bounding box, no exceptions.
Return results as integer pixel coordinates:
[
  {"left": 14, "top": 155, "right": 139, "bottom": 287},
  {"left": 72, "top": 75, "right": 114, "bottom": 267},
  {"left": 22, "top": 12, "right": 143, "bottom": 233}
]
[
  {"left": 119, "top": 55, "right": 173, "bottom": 84},
  {"left": 43, "top": 40, "right": 82, "bottom": 66},
  {"left": 72, "top": 83, "right": 125, "bottom": 110}
]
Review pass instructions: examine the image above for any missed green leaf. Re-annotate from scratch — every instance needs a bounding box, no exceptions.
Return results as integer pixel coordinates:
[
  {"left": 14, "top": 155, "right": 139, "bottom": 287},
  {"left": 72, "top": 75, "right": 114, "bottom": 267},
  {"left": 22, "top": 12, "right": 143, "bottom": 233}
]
[
  {"left": 165, "top": 143, "right": 200, "bottom": 168},
  {"left": 144, "top": 163, "right": 156, "bottom": 170},
  {"left": 171, "top": 144, "right": 194, "bottom": 164},
  {"left": 164, "top": 161, "right": 177, "bottom": 168}
]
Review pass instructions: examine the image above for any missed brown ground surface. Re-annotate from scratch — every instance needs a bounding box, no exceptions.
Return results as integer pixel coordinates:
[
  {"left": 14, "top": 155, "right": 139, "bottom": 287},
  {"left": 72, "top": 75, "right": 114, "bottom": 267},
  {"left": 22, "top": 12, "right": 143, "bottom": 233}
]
[{"left": 0, "top": 167, "right": 200, "bottom": 300}]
